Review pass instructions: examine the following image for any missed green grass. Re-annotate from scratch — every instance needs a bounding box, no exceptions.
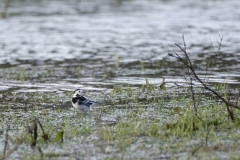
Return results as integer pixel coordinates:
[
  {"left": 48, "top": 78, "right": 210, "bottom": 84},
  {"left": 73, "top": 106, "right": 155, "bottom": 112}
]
[{"left": 1, "top": 81, "right": 240, "bottom": 159}]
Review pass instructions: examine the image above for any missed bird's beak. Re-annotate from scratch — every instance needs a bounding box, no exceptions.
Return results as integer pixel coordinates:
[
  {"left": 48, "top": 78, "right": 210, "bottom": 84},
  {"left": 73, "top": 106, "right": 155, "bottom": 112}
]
[{"left": 80, "top": 90, "right": 85, "bottom": 94}]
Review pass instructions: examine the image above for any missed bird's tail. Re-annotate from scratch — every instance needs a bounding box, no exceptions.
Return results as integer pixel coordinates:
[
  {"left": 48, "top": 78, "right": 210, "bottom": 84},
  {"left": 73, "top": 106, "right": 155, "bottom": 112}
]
[{"left": 91, "top": 101, "right": 102, "bottom": 104}]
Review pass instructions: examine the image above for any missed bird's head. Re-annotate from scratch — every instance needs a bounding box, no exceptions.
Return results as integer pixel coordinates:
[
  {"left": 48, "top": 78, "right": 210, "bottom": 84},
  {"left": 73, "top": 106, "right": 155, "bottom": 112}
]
[{"left": 72, "top": 89, "right": 83, "bottom": 97}]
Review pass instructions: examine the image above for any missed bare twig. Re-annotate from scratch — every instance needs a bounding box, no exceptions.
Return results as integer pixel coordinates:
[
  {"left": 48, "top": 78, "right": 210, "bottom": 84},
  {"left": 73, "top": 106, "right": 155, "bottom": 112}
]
[
  {"left": 181, "top": 35, "right": 198, "bottom": 114},
  {"left": 190, "top": 142, "right": 203, "bottom": 157},
  {"left": 0, "top": 121, "right": 36, "bottom": 160},
  {"left": 3, "top": 127, "right": 9, "bottom": 156},
  {"left": 0, "top": 134, "right": 29, "bottom": 160},
  {"left": 169, "top": 35, "right": 240, "bottom": 122},
  {"left": 0, "top": 118, "right": 49, "bottom": 160},
  {"left": 35, "top": 118, "right": 49, "bottom": 141},
  {"left": 205, "top": 34, "right": 223, "bottom": 83},
  {"left": 30, "top": 119, "right": 38, "bottom": 147},
  {"left": 190, "top": 77, "right": 197, "bottom": 114}
]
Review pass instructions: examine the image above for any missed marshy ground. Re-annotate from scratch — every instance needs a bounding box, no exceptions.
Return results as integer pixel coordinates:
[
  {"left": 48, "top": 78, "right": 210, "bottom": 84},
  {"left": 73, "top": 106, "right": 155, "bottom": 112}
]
[{"left": 1, "top": 0, "right": 240, "bottom": 159}]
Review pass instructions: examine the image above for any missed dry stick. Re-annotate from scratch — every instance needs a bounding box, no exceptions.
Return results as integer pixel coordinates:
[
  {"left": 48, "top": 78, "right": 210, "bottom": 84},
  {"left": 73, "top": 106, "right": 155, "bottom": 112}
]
[
  {"left": 182, "top": 36, "right": 198, "bottom": 114},
  {"left": 190, "top": 142, "right": 203, "bottom": 157},
  {"left": 182, "top": 35, "right": 197, "bottom": 116},
  {"left": 170, "top": 39, "right": 240, "bottom": 121},
  {"left": 3, "top": 127, "right": 9, "bottom": 156},
  {"left": 0, "top": 118, "right": 49, "bottom": 160},
  {"left": 178, "top": 43, "right": 237, "bottom": 112},
  {"left": 38, "top": 147, "right": 44, "bottom": 158},
  {"left": 0, "top": 122, "right": 35, "bottom": 160},
  {"left": 35, "top": 117, "right": 49, "bottom": 141},
  {"left": 0, "top": 133, "right": 30, "bottom": 160},
  {"left": 172, "top": 49, "right": 197, "bottom": 109},
  {"left": 31, "top": 119, "right": 38, "bottom": 147},
  {"left": 190, "top": 77, "right": 197, "bottom": 114},
  {"left": 181, "top": 35, "right": 198, "bottom": 127},
  {"left": 206, "top": 35, "right": 222, "bottom": 82}
]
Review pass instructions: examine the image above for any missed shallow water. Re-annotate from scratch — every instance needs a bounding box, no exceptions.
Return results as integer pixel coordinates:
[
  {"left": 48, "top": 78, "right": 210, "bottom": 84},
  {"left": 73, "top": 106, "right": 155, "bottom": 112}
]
[
  {"left": 0, "top": 0, "right": 240, "bottom": 159},
  {"left": 0, "top": 0, "right": 239, "bottom": 92}
]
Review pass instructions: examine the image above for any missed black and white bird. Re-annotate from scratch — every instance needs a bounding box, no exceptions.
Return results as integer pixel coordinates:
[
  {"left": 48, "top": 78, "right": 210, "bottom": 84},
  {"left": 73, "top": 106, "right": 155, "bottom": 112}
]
[{"left": 71, "top": 89, "right": 100, "bottom": 112}]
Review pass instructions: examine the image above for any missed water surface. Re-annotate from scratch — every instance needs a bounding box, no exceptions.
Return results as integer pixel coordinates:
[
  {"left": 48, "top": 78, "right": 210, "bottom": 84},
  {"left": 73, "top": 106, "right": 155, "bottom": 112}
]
[{"left": 0, "top": 0, "right": 240, "bottom": 159}]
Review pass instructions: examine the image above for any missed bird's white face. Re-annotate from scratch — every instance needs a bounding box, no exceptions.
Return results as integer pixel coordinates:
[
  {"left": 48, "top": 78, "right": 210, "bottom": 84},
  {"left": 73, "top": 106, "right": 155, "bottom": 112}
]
[{"left": 73, "top": 89, "right": 83, "bottom": 97}]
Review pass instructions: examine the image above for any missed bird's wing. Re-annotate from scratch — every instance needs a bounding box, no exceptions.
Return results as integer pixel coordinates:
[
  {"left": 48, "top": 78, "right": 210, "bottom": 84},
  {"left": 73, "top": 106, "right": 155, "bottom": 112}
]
[
  {"left": 77, "top": 96, "right": 93, "bottom": 105},
  {"left": 78, "top": 95, "right": 87, "bottom": 101}
]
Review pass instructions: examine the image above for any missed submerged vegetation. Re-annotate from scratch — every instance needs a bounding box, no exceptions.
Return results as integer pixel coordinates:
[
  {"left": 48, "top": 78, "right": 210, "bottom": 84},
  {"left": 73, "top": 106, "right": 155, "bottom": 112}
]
[
  {"left": 0, "top": 0, "right": 240, "bottom": 158},
  {"left": 1, "top": 82, "right": 240, "bottom": 159},
  {"left": 1, "top": 36, "right": 240, "bottom": 159},
  {"left": 0, "top": 0, "right": 240, "bottom": 160}
]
